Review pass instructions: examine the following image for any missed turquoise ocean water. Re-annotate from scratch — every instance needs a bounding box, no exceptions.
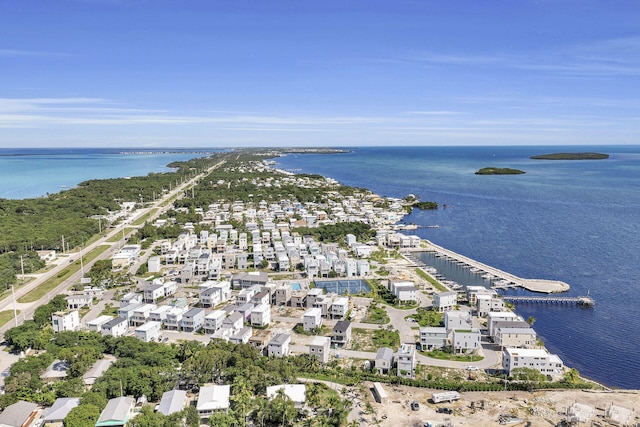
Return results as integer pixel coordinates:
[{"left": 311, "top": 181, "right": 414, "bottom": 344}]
[
  {"left": 1, "top": 146, "right": 638, "bottom": 389},
  {"left": 275, "top": 146, "right": 640, "bottom": 390}
]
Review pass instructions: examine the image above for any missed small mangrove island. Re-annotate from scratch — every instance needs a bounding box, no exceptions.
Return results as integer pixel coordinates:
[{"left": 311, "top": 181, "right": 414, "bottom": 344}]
[
  {"left": 530, "top": 152, "right": 609, "bottom": 160},
  {"left": 475, "top": 167, "right": 525, "bottom": 175}
]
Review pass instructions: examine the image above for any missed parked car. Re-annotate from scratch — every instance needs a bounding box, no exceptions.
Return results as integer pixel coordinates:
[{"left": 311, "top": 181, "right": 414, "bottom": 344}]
[
  {"left": 436, "top": 407, "right": 453, "bottom": 414},
  {"left": 466, "top": 365, "right": 479, "bottom": 371},
  {"left": 411, "top": 401, "right": 420, "bottom": 411}
]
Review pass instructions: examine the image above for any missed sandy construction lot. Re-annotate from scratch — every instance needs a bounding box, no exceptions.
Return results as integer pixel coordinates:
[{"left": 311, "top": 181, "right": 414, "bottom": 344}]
[{"left": 356, "top": 383, "right": 639, "bottom": 427}]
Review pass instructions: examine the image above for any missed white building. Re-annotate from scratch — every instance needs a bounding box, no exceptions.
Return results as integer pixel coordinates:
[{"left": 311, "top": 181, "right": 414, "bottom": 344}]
[
  {"left": 444, "top": 310, "right": 472, "bottom": 331},
  {"left": 419, "top": 327, "right": 448, "bottom": 350},
  {"left": 100, "top": 317, "right": 128, "bottom": 337},
  {"left": 451, "top": 328, "right": 481, "bottom": 353},
  {"left": 396, "top": 343, "right": 416, "bottom": 379},
  {"left": 52, "top": 310, "right": 80, "bottom": 333},
  {"left": 390, "top": 281, "right": 418, "bottom": 303},
  {"left": 330, "top": 297, "right": 349, "bottom": 319},
  {"left": 250, "top": 304, "right": 271, "bottom": 327},
  {"left": 268, "top": 333, "right": 291, "bottom": 358},
  {"left": 266, "top": 384, "right": 306, "bottom": 409},
  {"left": 135, "top": 321, "right": 162, "bottom": 343},
  {"left": 374, "top": 347, "right": 394, "bottom": 375},
  {"left": 204, "top": 310, "right": 226, "bottom": 334},
  {"left": 197, "top": 384, "right": 230, "bottom": 419},
  {"left": 87, "top": 315, "right": 113, "bottom": 333},
  {"left": 502, "top": 348, "right": 564, "bottom": 379},
  {"left": 302, "top": 307, "right": 323, "bottom": 332},
  {"left": 487, "top": 311, "right": 522, "bottom": 337},
  {"left": 433, "top": 291, "right": 457, "bottom": 312}
]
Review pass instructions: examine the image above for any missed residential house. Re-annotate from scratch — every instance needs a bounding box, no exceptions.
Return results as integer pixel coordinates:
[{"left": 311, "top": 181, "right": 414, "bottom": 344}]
[
  {"left": 203, "top": 310, "right": 226, "bottom": 334},
  {"left": 275, "top": 285, "right": 292, "bottom": 306},
  {"left": 248, "top": 330, "right": 272, "bottom": 354},
  {"left": 396, "top": 343, "right": 416, "bottom": 379},
  {"left": 157, "top": 390, "right": 187, "bottom": 416},
  {"left": 197, "top": 384, "right": 231, "bottom": 419},
  {"left": 302, "top": 307, "right": 323, "bottom": 332},
  {"left": 451, "top": 328, "right": 481, "bottom": 353},
  {"left": 95, "top": 397, "right": 135, "bottom": 427},
  {"left": 268, "top": 333, "right": 291, "bottom": 358},
  {"left": 433, "top": 291, "right": 457, "bottom": 312},
  {"left": 475, "top": 294, "right": 506, "bottom": 316},
  {"left": 52, "top": 310, "right": 80, "bottom": 333},
  {"left": 67, "top": 294, "right": 92, "bottom": 310},
  {"left": 87, "top": 315, "right": 113, "bottom": 333},
  {"left": 266, "top": 384, "right": 306, "bottom": 409},
  {"left": 148, "top": 306, "right": 172, "bottom": 323},
  {"left": 117, "top": 303, "right": 142, "bottom": 326},
  {"left": 502, "top": 348, "right": 564, "bottom": 379},
  {"left": 131, "top": 304, "right": 157, "bottom": 327},
  {"left": 309, "top": 336, "right": 330, "bottom": 364},
  {"left": 250, "top": 304, "right": 271, "bottom": 327},
  {"left": 0, "top": 401, "right": 38, "bottom": 427},
  {"left": 100, "top": 317, "right": 128, "bottom": 338},
  {"left": 134, "top": 321, "right": 162, "bottom": 343},
  {"left": 180, "top": 307, "right": 205, "bottom": 332},
  {"left": 233, "top": 271, "right": 269, "bottom": 289},
  {"left": 419, "top": 327, "right": 448, "bottom": 350},
  {"left": 222, "top": 312, "right": 243, "bottom": 334},
  {"left": 42, "top": 397, "right": 80, "bottom": 425},
  {"left": 142, "top": 283, "right": 164, "bottom": 304},
  {"left": 164, "top": 306, "right": 188, "bottom": 330},
  {"left": 332, "top": 321, "right": 352, "bottom": 348},
  {"left": 444, "top": 310, "right": 472, "bottom": 331},
  {"left": 374, "top": 347, "right": 394, "bottom": 375},
  {"left": 330, "top": 297, "right": 349, "bottom": 319},
  {"left": 229, "top": 326, "right": 253, "bottom": 345},
  {"left": 487, "top": 311, "right": 522, "bottom": 337},
  {"left": 492, "top": 321, "right": 537, "bottom": 348}
]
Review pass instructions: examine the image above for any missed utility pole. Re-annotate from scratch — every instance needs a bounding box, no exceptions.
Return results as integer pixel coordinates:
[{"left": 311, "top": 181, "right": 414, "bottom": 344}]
[
  {"left": 61, "top": 235, "right": 65, "bottom": 254},
  {"left": 11, "top": 284, "right": 18, "bottom": 327},
  {"left": 20, "top": 255, "right": 24, "bottom": 280}
]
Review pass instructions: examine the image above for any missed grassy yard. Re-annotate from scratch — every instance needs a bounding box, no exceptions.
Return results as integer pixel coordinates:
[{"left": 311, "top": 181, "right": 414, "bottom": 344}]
[
  {"left": 0, "top": 310, "right": 20, "bottom": 328},
  {"left": 352, "top": 327, "right": 401, "bottom": 352},
  {"left": 415, "top": 268, "right": 448, "bottom": 292},
  {"left": 422, "top": 348, "right": 484, "bottom": 362},
  {"left": 18, "top": 245, "right": 110, "bottom": 303},
  {"left": 361, "top": 303, "right": 389, "bottom": 324},
  {"left": 406, "top": 308, "right": 444, "bottom": 327}
]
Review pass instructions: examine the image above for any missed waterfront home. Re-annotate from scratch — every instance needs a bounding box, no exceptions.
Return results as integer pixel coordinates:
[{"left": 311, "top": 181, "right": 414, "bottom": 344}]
[
  {"left": 180, "top": 307, "right": 205, "bottom": 332},
  {"left": 266, "top": 384, "right": 306, "bottom": 409},
  {"left": 374, "top": 347, "right": 394, "bottom": 374},
  {"left": 332, "top": 321, "right": 352, "bottom": 348},
  {"left": 157, "top": 390, "right": 187, "bottom": 416},
  {"left": 475, "top": 294, "right": 506, "bottom": 316},
  {"left": 396, "top": 343, "right": 417, "bottom": 379},
  {"left": 302, "top": 307, "right": 323, "bottom": 332},
  {"left": 197, "top": 384, "right": 231, "bottom": 419},
  {"left": 451, "top": 328, "right": 481, "bottom": 353},
  {"left": 309, "top": 336, "right": 330, "bottom": 364},
  {"left": 100, "top": 317, "right": 128, "bottom": 338},
  {"left": 433, "top": 291, "right": 457, "bottom": 312},
  {"left": 268, "top": 333, "right": 291, "bottom": 358},
  {"left": 487, "top": 311, "right": 522, "bottom": 337},
  {"left": 502, "top": 348, "right": 564, "bottom": 379},
  {"left": 134, "top": 321, "right": 161, "bottom": 343},
  {"left": 465, "top": 285, "right": 496, "bottom": 306},
  {"left": 52, "top": 310, "right": 80, "bottom": 333},
  {"left": 419, "top": 326, "right": 448, "bottom": 350},
  {"left": 492, "top": 321, "right": 537, "bottom": 348},
  {"left": 87, "top": 315, "right": 113, "bottom": 333},
  {"left": 95, "top": 397, "right": 135, "bottom": 427}
]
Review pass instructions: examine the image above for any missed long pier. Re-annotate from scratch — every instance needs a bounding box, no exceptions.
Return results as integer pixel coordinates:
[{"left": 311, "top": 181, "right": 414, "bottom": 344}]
[
  {"left": 502, "top": 295, "right": 595, "bottom": 307},
  {"left": 413, "top": 240, "right": 571, "bottom": 294}
]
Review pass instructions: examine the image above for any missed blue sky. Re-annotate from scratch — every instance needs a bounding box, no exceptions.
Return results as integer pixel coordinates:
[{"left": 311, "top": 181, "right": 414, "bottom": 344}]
[{"left": 1, "top": 0, "right": 640, "bottom": 147}]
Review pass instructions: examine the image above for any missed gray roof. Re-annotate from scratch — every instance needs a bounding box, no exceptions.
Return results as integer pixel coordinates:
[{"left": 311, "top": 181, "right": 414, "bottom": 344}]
[
  {"left": 96, "top": 397, "right": 135, "bottom": 425},
  {"left": 375, "top": 347, "right": 394, "bottom": 361},
  {"left": 184, "top": 307, "right": 204, "bottom": 318},
  {"left": 0, "top": 401, "right": 38, "bottom": 427},
  {"left": 103, "top": 317, "right": 128, "bottom": 329},
  {"left": 494, "top": 321, "right": 531, "bottom": 330},
  {"left": 270, "top": 333, "right": 291, "bottom": 345},
  {"left": 157, "top": 390, "right": 187, "bottom": 416},
  {"left": 333, "top": 320, "right": 352, "bottom": 332},
  {"left": 42, "top": 397, "right": 81, "bottom": 422}
]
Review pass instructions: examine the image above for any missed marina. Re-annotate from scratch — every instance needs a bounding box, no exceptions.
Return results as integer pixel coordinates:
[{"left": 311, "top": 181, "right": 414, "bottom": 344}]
[{"left": 411, "top": 240, "right": 571, "bottom": 294}]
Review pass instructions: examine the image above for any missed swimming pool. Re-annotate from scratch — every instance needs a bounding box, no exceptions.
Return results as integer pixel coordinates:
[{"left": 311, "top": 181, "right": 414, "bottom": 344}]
[{"left": 291, "top": 282, "right": 302, "bottom": 290}]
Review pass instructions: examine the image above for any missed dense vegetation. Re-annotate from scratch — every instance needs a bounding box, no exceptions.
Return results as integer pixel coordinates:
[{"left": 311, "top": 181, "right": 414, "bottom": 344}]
[
  {"left": 293, "top": 222, "right": 376, "bottom": 244},
  {"left": 413, "top": 201, "right": 438, "bottom": 210},
  {"left": 475, "top": 167, "right": 525, "bottom": 175},
  {"left": 530, "top": 152, "right": 609, "bottom": 160}
]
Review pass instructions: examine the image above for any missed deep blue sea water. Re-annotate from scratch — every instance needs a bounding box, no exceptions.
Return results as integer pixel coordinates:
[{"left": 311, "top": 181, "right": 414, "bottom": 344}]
[
  {"left": 0, "top": 148, "right": 218, "bottom": 199},
  {"left": 275, "top": 146, "right": 640, "bottom": 390}
]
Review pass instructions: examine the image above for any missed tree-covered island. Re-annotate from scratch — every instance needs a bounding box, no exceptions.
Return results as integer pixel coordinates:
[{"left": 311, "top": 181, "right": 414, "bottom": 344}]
[
  {"left": 475, "top": 167, "right": 525, "bottom": 175},
  {"left": 530, "top": 152, "right": 609, "bottom": 160}
]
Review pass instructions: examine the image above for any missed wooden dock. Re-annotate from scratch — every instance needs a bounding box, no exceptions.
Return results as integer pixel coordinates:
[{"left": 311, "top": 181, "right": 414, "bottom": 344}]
[{"left": 501, "top": 295, "right": 595, "bottom": 307}]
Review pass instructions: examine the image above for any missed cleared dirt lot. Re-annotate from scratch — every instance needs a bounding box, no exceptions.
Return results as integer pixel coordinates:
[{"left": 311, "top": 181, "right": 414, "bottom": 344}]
[{"left": 359, "top": 383, "right": 639, "bottom": 427}]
